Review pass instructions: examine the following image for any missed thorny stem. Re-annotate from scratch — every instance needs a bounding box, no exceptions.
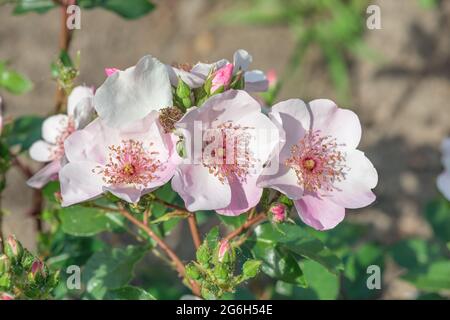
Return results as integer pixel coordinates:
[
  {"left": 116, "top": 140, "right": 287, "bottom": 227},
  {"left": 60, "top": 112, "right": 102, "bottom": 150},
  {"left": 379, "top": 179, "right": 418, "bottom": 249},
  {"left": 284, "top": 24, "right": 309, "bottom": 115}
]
[
  {"left": 55, "top": 0, "right": 75, "bottom": 113},
  {"left": 117, "top": 203, "right": 201, "bottom": 297},
  {"left": 187, "top": 214, "right": 202, "bottom": 250},
  {"left": 224, "top": 213, "right": 267, "bottom": 243}
]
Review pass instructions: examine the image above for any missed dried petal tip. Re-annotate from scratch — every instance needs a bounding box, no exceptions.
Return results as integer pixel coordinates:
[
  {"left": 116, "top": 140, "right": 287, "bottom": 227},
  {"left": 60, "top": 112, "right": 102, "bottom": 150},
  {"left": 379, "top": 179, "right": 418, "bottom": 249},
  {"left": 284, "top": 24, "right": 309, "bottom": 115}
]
[
  {"left": 270, "top": 203, "right": 287, "bottom": 223},
  {"left": 159, "top": 107, "right": 184, "bottom": 133}
]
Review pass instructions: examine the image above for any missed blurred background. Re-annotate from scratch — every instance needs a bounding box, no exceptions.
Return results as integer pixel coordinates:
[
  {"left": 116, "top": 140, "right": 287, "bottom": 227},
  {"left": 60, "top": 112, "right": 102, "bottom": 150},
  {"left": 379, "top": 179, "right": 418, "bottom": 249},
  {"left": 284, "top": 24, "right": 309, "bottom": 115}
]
[{"left": 0, "top": 0, "right": 449, "bottom": 299}]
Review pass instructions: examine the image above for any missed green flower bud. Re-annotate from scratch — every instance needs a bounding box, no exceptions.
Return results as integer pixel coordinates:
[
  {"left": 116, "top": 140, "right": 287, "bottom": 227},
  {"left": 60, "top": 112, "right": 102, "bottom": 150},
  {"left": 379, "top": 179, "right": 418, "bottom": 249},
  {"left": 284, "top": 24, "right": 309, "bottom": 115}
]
[
  {"left": 196, "top": 244, "right": 211, "bottom": 268},
  {"left": 214, "top": 264, "right": 229, "bottom": 282},
  {"left": 20, "top": 249, "right": 35, "bottom": 270},
  {"left": 4, "top": 235, "right": 23, "bottom": 264},
  {"left": 0, "top": 255, "right": 10, "bottom": 274},
  {"left": 28, "top": 259, "right": 47, "bottom": 285},
  {"left": 176, "top": 78, "right": 191, "bottom": 99},
  {"left": 186, "top": 263, "right": 201, "bottom": 281}
]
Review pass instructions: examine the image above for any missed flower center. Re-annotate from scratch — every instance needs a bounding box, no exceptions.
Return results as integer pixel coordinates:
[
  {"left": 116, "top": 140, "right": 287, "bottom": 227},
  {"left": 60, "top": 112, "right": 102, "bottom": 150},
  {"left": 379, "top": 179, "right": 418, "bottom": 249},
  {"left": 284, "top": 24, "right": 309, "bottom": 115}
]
[
  {"left": 202, "top": 122, "right": 255, "bottom": 184},
  {"left": 285, "top": 130, "right": 347, "bottom": 193},
  {"left": 52, "top": 117, "right": 76, "bottom": 160},
  {"left": 96, "top": 139, "right": 162, "bottom": 187}
]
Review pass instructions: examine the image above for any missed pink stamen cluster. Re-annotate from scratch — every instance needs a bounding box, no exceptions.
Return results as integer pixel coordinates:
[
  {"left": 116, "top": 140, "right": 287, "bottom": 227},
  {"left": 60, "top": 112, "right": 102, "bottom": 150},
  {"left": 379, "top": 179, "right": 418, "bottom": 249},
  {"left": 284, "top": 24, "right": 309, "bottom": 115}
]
[
  {"left": 96, "top": 139, "right": 162, "bottom": 187},
  {"left": 202, "top": 122, "right": 255, "bottom": 184},
  {"left": 285, "top": 130, "right": 347, "bottom": 193},
  {"left": 52, "top": 117, "right": 76, "bottom": 160}
]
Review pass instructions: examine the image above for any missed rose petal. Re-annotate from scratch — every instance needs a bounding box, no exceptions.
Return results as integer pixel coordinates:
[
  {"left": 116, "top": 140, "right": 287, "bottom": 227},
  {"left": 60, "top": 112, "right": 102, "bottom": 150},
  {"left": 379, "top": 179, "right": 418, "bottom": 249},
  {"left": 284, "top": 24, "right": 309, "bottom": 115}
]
[
  {"left": 103, "top": 185, "right": 143, "bottom": 204},
  {"left": 60, "top": 161, "right": 104, "bottom": 207},
  {"left": 26, "top": 160, "right": 61, "bottom": 189},
  {"left": 437, "top": 171, "right": 450, "bottom": 201},
  {"left": 42, "top": 114, "right": 69, "bottom": 144},
  {"left": 233, "top": 49, "right": 252, "bottom": 72},
  {"left": 171, "top": 164, "right": 232, "bottom": 211},
  {"left": 294, "top": 194, "right": 345, "bottom": 231},
  {"left": 29, "top": 140, "right": 55, "bottom": 162},
  {"left": 244, "top": 70, "right": 268, "bottom": 92},
  {"left": 94, "top": 55, "right": 172, "bottom": 128},
  {"left": 216, "top": 174, "right": 263, "bottom": 216}
]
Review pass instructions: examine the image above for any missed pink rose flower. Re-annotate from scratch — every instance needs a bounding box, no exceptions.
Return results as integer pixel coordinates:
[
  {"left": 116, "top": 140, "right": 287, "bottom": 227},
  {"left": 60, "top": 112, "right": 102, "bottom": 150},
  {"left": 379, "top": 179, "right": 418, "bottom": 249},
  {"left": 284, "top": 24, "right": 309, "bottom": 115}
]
[
  {"left": 167, "top": 49, "right": 268, "bottom": 92},
  {"left": 95, "top": 55, "right": 172, "bottom": 128},
  {"left": 211, "top": 63, "right": 234, "bottom": 94},
  {"left": 437, "top": 138, "right": 450, "bottom": 200},
  {"left": 172, "top": 90, "right": 280, "bottom": 215},
  {"left": 59, "top": 111, "right": 177, "bottom": 206},
  {"left": 27, "top": 86, "right": 95, "bottom": 189},
  {"left": 258, "top": 99, "right": 378, "bottom": 230}
]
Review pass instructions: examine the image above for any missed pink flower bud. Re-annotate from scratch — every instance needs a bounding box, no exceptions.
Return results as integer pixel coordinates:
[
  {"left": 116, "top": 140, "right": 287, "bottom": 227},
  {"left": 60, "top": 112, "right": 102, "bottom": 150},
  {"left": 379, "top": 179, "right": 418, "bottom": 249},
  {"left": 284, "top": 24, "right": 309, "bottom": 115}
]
[
  {"left": 266, "top": 69, "right": 278, "bottom": 88},
  {"left": 218, "top": 240, "right": 231, "bottom": 262},
  {"left": 211, "top": 63, "right": 234, "bottom": 93},
  {"left": 105, "top": 68, "right": 120, "bottom": 77},
  {"left": 270, "top": 203, "right": 287, "bottom": 223},
  {"left": 0, "top": 293, "right": 14, "bottom": 300}
]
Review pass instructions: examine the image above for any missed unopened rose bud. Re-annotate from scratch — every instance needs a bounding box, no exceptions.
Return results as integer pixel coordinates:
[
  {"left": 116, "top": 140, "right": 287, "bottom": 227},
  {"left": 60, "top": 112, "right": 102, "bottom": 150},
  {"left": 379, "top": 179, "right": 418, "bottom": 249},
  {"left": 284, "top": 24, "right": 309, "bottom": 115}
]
[
  {"left": 270, "top": 203, "right": 287, "bottom": 223},
  {"left": 0, "top": 292, "right": 14, "bottom": 300},
  {"left": 28, "top": 259, "right": 46, "bottom": 284},
  {"left": 266, "top": 69, "right": 278, "bottom": 88},
  {"left": 104, "top": 68, "right": 119, "bottom": 77},
  {"left": 210, "top": 63, "right": 233, "bottom": 94},
  {"left": 218, "top": 240, "right": 231, "bottom": 263},
  {"left": 4, "top": 235, "right": 23, "bottom": 264}
]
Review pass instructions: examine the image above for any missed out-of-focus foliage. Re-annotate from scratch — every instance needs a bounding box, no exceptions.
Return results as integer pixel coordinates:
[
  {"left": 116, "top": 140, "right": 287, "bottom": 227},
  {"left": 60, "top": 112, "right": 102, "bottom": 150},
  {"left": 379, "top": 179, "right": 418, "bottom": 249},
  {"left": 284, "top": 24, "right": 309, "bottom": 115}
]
[
  {"left": 220, "top": 0, "right": 374, "bottom": 103},
  {"left": 4, "top": 0, "right": 155, "bottom": 19},
  {"left": 0, "top": 61, "right": 32, "bottom": 95}
]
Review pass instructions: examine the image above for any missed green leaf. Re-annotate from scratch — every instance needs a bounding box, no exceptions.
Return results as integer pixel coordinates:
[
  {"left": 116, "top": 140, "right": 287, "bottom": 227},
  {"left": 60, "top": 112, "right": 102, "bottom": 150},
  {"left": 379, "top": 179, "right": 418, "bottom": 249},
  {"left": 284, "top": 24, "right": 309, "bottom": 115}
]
[
  {"left": 298, "top": 260, "right": 339, "bottom": 299},
  {"left": 389, "top": 238, "right": 440, "bottom": 269},
  {"left": 253, "top": 223, "right": 343, "bottom": 274},
  {"left": 425, "top": 199, "right": 450, "bottom": 242},
  {"left": 242, "top": 259, "right": 262, "bottom": 279},
  {"left": 99, "top": 0, "right": 155, "bottom": 19},
  {"left": 84, "top": 245, "right": 146, "bottom": 299},
  {"left": 343, "top": 243, "right": 384, "bottom": 299},
  {"left": 402, "top": 260, "right": 450, "bottom": 292},
  {"left": 0, "top": 64, "right": 33, "bottom": 95},
  {"left": 249, "top": 240, "right": 306, "bottom": 287},
  {"left": 275, "top": 260, "right": 339, "bottom": 300},
  {"left": 59, "top": 206, "right": 123, "bottom": 237},
  {"left": 218, "top": 213, "right": 248, "bottom": 229},
  {"left": 5, "top": 116, "right": 43, "bottom": 152},
  {"left": 105, "top": 286, "right": 156, "bottom": 300},
  {"left": 13, "top": 0, "right": 56, "bottom": 14}
]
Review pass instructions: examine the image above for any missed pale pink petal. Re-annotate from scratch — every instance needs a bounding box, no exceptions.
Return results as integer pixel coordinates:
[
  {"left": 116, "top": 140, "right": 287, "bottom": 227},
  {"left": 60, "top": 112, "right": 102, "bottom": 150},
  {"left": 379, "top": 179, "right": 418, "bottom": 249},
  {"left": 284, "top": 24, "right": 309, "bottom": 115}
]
[
  {"left": 103, "top": 185, "right": 143, "bottom": 204},
  {"left": 257, "top": 166, "right": 304, "bottom": 200},
  {"left": 67, "top": 86, "right": 94, "bottom": 117},
  {"left": 216, "top": 174, "right": 263, "bottom": 216},
  {"left": 29, "top": 140, "right": 55, "bottom": 162},
  {"left": 60, "top": 161, "right": 104, "bottom": 207},
  {"left": 171, "top": 164, "right": 232, "bottom": 211},
  {"left": 437, "top": 171, "right": 450, "bottom": 201},
  {"left": 94, "top": 55, "right": 172, "bottom": 128},
  {"left": 328, "top": 149, "right": 378, "bottom": 209},
  {"left": 233, "top": 49, "right": 252, "bottom": 72},
  {"left": 64, "top": 118, "right": 117, "bottom": 164},
  {"left": 294, "top": 194, "right": 345, "bottom": 231},
  {"left": 42, "top": 114, "right": 69, "bottom": 144},
  {"left": 244, "top": 70, "right": 268, "bottom": 92},
  {"left": 26, "top": 160, "right": 61, "bottom": 189}
]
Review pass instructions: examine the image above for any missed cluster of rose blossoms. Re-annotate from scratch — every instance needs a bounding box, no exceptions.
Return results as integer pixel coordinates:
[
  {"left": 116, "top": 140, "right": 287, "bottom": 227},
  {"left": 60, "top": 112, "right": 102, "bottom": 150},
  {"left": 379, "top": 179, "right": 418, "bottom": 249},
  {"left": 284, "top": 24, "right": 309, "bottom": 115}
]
[{"left": 23, "top": 49, "right": 382, "bottom": 231}]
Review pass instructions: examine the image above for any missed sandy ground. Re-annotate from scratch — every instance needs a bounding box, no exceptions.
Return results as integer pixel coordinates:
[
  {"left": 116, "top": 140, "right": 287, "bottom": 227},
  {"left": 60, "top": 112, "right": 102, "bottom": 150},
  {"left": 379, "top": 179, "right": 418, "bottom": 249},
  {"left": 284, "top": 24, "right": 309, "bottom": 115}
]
[{"left": 0, "top": 0, "right": 449, "bottom": 299}]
